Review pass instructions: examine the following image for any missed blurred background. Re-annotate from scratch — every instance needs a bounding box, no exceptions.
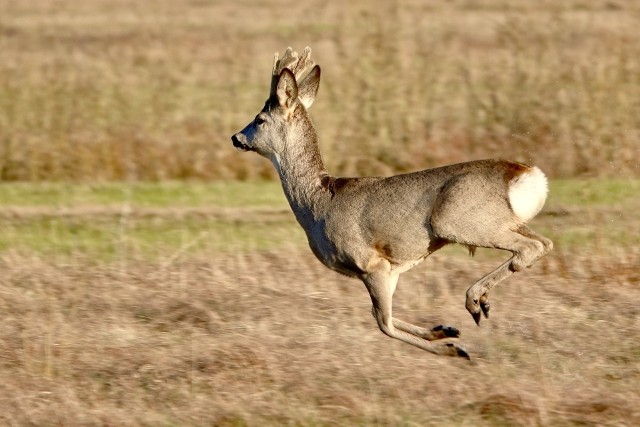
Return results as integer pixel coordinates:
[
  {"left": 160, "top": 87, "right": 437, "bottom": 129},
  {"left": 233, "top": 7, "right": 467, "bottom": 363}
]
[
  {"left": 0, "top": 0, "right": 638, "bottom": 426},
  {"left": 2, "top": 0, "right": 639, "bottom": 181}
]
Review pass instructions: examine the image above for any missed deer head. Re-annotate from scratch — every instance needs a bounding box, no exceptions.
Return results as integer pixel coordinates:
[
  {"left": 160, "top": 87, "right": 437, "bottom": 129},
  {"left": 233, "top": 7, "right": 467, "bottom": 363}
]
[{"left": 231, "top": 47, "right": 321, "bottom": 157}]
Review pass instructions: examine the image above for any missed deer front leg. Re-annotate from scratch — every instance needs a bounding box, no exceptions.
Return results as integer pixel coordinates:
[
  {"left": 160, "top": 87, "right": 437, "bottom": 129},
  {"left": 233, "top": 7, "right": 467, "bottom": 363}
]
[
  {"left": 362, "top": 265, "right": 469, "bottom": 358},
  {"left": 393, "top": 319, "right": 461, "bottom": 340}
]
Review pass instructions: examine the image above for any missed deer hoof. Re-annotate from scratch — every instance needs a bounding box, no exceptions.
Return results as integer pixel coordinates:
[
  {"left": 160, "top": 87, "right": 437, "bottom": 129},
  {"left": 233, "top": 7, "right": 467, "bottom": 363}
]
[
  {"left": 466, "top": 296, "right": 483, "bottom": 325},
  {"left": 467, "top": 293, "right": 491, "bottom": 325},
  {"left": 429, "top": 324, "right": 460, "bottom": 340},
  {"left": 471, "top": 310, "right": 482, "bottom": 326},
  {"left": 445, "top": 342, "right": 471, "bottom": 360}
]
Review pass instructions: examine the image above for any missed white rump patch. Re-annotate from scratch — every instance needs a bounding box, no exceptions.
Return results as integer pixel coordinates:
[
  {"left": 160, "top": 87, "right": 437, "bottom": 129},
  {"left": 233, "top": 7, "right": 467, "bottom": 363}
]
[{"left": 508, "top": 167, "right": 548, "bottom": 222}]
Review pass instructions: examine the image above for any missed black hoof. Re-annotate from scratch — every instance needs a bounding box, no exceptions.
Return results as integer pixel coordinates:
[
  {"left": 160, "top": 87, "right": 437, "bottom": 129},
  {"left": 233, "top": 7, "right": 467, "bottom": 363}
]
[
  {"left": 457, "top": 347, "right": 471, "bottom": 360},
  {"left": 446, "top": 343, "right": 471, "bottom": 360},
  {"left": 471, "top": 311, "right": 482, "bottom": 326},
  {"left": 480, "top": 301, "right": 490, "bottom": 319},
  {"left": 432, "top": 324, "right": 460, "bottom": 338}
]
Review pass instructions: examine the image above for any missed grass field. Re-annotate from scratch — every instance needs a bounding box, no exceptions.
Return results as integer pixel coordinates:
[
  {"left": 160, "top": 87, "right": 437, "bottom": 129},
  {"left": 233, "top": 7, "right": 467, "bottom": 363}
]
[
  {"left": 0, "top": 179, "right": 638, "bottom": 259},
  {"left": 0, "top": 180, "right": 638, "bottom": 426},
  {"left": 2, "top": 0, "right": 640, "bottom": 180}
]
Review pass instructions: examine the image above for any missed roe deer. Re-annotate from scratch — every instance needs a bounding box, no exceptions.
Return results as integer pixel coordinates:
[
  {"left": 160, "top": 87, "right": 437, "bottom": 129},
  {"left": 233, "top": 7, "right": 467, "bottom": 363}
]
[{"left": 231, "top": 47, "right": 553, "bottom": 358}]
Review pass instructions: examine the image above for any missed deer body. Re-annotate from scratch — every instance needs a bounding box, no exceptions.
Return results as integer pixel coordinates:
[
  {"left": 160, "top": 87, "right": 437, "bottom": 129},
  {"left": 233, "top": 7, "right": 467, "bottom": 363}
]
[{"left": 232, "top": 47, "right": 552, "bottom": 358}]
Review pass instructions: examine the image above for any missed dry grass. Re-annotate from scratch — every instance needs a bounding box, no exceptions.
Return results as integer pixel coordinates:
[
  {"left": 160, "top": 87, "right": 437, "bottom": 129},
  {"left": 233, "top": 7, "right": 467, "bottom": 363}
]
[
  {"left": 0, "top": 248, "right": 638, "bottom": 426},
  {"left": 2, "top": 0, "right": 640, "bottom": 180},
  {"left": 0, "top": 180, "right": 638, "bottom": 426}
]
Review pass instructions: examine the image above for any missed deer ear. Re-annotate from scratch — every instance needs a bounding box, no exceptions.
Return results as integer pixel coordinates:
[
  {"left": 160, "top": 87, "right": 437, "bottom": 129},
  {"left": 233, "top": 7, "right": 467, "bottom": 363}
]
[
  {"left": 297, "top": 65, "right": 321, "bottom": 109},
  {"left": 276, "top": 68, "right": 298, "bottom": 110}
]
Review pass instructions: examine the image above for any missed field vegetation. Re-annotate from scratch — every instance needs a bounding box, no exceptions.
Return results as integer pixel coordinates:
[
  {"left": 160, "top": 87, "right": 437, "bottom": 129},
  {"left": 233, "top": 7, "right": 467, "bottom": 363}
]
[
  {"left": 1, "top": 0, "right": 640, "bottom": 180},
  {"left": 0, "top": 178, "right": 638, "bottom": 426},
  {"left": 1, "top": 0, "right": 639, "bottom": 426}
]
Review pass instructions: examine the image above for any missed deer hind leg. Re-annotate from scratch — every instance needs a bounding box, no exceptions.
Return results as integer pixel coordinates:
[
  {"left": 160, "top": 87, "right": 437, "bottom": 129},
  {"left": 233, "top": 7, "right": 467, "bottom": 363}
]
[
  {"left": 516, "top": 224, "right": 553, "bottom": 258},
  {"left": 361, "top": 265, "right": 469, "bottom": 358},
  {"left": 465, "top": 229, "right": 548, "bottom": 324}
]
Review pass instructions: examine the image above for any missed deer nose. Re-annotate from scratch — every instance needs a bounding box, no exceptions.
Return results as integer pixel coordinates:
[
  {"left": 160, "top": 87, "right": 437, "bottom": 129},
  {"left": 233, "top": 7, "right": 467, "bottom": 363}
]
[
  {"left": 232, "top": 133, "right": 250, "bottom": 151},
  {"left": 231, "top": 134, "right": 243, "bottom": 148}
]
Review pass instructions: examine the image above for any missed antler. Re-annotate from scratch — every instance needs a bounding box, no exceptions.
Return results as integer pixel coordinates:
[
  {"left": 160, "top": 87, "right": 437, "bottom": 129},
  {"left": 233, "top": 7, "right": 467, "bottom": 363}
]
[{"left": 270, "top": 46, "right": 315, "bottom": 95}]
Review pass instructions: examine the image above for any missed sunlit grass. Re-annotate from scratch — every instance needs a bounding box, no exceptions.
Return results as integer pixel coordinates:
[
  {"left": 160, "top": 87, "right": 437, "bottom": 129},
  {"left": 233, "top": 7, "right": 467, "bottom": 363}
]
[
  {"left": 0, "top": 179, "right": 636, "bottom": 259},
  {"left": 0, "top": 181, "right": 285, "bottom": 207},
  {"left": 2, "top": 178, "right": 637, "bottom": 209},
  {"left": 548, "top": 178, "right": 640, "bottom": 207},
  {"left": 0, "top": 215, "right": 305, "bottom": 261}
]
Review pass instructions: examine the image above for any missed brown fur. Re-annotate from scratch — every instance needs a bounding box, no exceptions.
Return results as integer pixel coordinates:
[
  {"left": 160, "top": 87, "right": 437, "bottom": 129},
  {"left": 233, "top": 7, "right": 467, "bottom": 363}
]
[{"left": 231, "top": 47, "right": 553, "bottom": 358}]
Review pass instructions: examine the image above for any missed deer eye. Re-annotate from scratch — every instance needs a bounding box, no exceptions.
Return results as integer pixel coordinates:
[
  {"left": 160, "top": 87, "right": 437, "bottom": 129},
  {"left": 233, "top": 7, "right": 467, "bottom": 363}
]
[{"left": 255, "top": 116, "right": 266, "bottom": 125}]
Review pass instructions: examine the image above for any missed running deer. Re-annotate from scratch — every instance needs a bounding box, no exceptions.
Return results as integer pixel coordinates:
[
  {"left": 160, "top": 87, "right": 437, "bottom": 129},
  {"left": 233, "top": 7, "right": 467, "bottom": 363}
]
[{"left": 231, "top": 47, "right": 553, "bottom": 358}]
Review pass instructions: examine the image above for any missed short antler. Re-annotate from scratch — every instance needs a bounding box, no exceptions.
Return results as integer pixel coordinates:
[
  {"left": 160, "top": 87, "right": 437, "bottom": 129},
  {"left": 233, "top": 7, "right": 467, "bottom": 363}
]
[{"left": 270, "top": 46, "right": 315, "bottom": 95}]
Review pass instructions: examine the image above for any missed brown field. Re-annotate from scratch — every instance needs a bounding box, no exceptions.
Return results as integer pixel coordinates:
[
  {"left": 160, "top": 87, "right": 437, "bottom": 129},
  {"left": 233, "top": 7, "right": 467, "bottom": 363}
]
[
  {"left": 1, "top": 0, "right": 640, "bottom": 180},
  {"left": 1, "top": 247, "right": 639, "bottom": 426},
  {"left": 0, "top": 179, "right": 638, "bottom": 426}
]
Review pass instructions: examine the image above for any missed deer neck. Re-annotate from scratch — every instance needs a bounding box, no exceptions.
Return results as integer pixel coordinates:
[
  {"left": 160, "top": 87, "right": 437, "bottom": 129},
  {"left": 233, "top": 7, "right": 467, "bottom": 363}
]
[{"left": 270, "top": 122, "right": 330, "bottom": 219}]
